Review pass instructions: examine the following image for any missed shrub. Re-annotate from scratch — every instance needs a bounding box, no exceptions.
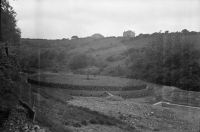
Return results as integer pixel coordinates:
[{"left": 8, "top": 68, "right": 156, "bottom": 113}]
[
  {"left": 64, "top": 121, "right": 70, "bottom": 126},
  {"left": 97, "top": 119, "right": 105, "bottom": 125},
  {"left": 95, "top": 117, "right": 105, "bottom": 125},
  {"left": 81, "top": 120, "right": 88, "bottom": 126},
  {"left": 72, "top": 123, "right": 81, "bottom": 127},
  {"left": 106, "top": 56, "right": 115, "bottom": 62},
  {"left": 119, "top": 114, "right": 126, "bottom": 120},
  {"left": 89, "top": 119, "right": 98, "bottom": 124},
  {"left": 105, "top": 120, "right": 114, "bottom": 126},
  {"left": 68, "top": 54, "right": 92, "bottom": 70}
]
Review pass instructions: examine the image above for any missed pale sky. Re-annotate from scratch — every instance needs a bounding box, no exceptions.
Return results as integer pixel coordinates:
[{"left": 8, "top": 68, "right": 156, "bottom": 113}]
[{"left": 10, "top": 0, "right": 200, "bottom": 39}]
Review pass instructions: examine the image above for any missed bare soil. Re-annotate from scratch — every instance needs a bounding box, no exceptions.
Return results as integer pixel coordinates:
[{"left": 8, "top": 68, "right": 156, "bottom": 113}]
[{"left": 68, "top": 96, "right": 200, "bottom": 132}]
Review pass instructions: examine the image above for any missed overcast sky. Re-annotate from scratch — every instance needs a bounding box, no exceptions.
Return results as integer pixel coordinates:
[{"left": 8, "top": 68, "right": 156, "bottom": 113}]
[{"left": 10, "top": 0, "right": 200, "bottom": 39}]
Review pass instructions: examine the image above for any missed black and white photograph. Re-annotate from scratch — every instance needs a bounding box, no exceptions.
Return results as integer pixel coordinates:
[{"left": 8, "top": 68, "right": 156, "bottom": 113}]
[{"left": 1, "top": 0, "right": 200, "bottom": 131}]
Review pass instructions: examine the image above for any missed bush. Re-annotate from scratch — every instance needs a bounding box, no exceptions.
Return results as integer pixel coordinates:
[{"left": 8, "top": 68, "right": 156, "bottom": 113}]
[
  {"left": 68, "top": 54, "right": 93, "bottom": 70},
  {"left": 105, "top": 120, "right": 114, "bottom": 126},
  {"left": 72, "top": 123, "right": 81, "bottom": 127},
  {"left": 119, "top": 114, "right": 126, "bottom": 120},
  {"left": 106, "top": 56, "right": 115, "bottom": 62},
  {"left": 89, "top": 119, "right": 98, "bottom": 124},
  {"left": 95, "top": 117, "right": 105, "bottom": 125},
  {"left": 81, "top": 120, "right": 88, "bottom": 126},
  {"left": 64, "top": 121, "right": 70, "bottom": 126},
  {"left": 97, "top": 119, "right": 105, "bottom": 125}
]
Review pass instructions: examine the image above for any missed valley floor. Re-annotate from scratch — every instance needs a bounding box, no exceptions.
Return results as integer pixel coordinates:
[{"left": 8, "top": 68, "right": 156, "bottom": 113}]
[
  {"left": 31, "top": 83, "right": 200, "bottom": 132},
  {"left": 68, "top": 96, "right": 200, "bottom": 132}
]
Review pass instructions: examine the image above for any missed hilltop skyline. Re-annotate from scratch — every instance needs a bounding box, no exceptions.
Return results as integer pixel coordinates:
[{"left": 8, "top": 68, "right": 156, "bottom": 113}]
[{"left": 10, "top": 0, "right": 200, "bottom": 39}]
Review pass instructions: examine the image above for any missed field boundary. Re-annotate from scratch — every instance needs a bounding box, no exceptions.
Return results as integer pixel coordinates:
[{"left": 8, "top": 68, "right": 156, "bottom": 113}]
[
  {"left": 28, "top": 78, "right": 151, "bottom": 98},
  {"left": 28, "top": 78, "right": 147, "bottom": 91},
  {"left": 153, "top": 101, "right": 200, "bottom": 110}
]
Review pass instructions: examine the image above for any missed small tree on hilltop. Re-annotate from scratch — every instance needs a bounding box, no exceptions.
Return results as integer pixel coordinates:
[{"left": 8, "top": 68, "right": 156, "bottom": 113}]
[
  {"left": 71, "top": 35, "right": 79, "bottom": 39},
  {"left": 181, "top": 29, "right": 189, "bottom": 34}
]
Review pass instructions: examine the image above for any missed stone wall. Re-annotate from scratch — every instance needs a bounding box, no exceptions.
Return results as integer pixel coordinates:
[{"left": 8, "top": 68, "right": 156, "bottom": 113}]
[
  {"left": 70, "top": 88, "right": 149, "bottom": 98},
  {"left": 28, "top": 78, "right": 146, "bottom": 91},
  {"left": 28, "top": 78, "right": 150, "bottom": 98}
]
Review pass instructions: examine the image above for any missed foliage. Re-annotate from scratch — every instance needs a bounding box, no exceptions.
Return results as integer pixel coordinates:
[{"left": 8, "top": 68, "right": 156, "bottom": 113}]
[
  {"left": 0, "top": 0, "right": 22, "bottom": 111},
  {"left": 130, "top": 32, "right": 200, "bottom": 91},
  {"left": 0, "top": 48, "right": 20, "bottom": 109},
  {"left": 68, "top": 54, "right": 95, "bottom": 70},
  {"left": 72, "top": 123, "right": 81, "bottom": 127},
  {"left": 20, "top": 49, "right": 67, "bottom": 71},
  {"left": 81, "top": 120, "right": 88, "bottom": 126},
  {"left": 1, "top": 0, "right": 21, "bottom": 44},
  {"left": 71, "top": 36, "right": 79, "bottom": 39},
  {"left": 89, "top": 119, "right": 98, "bottom": 124}
]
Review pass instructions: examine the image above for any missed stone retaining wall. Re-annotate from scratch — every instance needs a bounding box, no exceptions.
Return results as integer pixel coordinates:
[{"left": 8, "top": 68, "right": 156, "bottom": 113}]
[
  {"left": 58, "top": 89, "right": 150, "bottom": 98},
  {"left": 28, "top": 78, "right": 150, "bottom": 98},
  {"left": 28, "top": 78, "right": 146, "bottom": 91}
]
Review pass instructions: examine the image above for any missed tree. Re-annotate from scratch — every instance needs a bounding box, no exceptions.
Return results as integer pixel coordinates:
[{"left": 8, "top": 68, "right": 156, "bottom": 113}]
[
  {"left": 165, "top": 31, "right": 169, "bottom": 34},
  {"left": 71, "top": 35, "right": 79, "bottom": 39},
  {"left": 181, "top": 29, "right": 189, "bottom": 34},
  {"left": 130, "top": 33, "right": 200, "bottom": 91},
  {"left": 1, "top": 0, "right": 21, "bottom": 44},
  {"left": 0, "top": 0, "right": 22, "bottom": 110},
  {"left": 68, "top": 54, "right": 89, "bottom": 70}
]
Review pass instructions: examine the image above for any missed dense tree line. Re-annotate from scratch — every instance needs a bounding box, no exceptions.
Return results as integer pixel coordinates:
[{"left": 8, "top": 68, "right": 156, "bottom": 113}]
[
  {"left": 0, "top": 0, "right": 22, "bottom": 110},
  {"left": 1, "top": 0, "right": 21, "bottom": 44},
  {"left": 130, "top": 30, "right": 200, "bottom": 91},
  {"left": 20, "top": 49, "right": 98, "bottom": 72},
  {"left": 20, "top": 49, "right": 67, "bottom": 71}
]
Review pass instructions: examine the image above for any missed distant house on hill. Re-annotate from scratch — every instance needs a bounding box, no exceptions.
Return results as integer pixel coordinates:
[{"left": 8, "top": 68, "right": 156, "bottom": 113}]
[
  {"left": 123, "top": 30, "right": 135, "bottom": 38},
  {"left": 91, "top": 33, "right": 104, "bottom": 39}
]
